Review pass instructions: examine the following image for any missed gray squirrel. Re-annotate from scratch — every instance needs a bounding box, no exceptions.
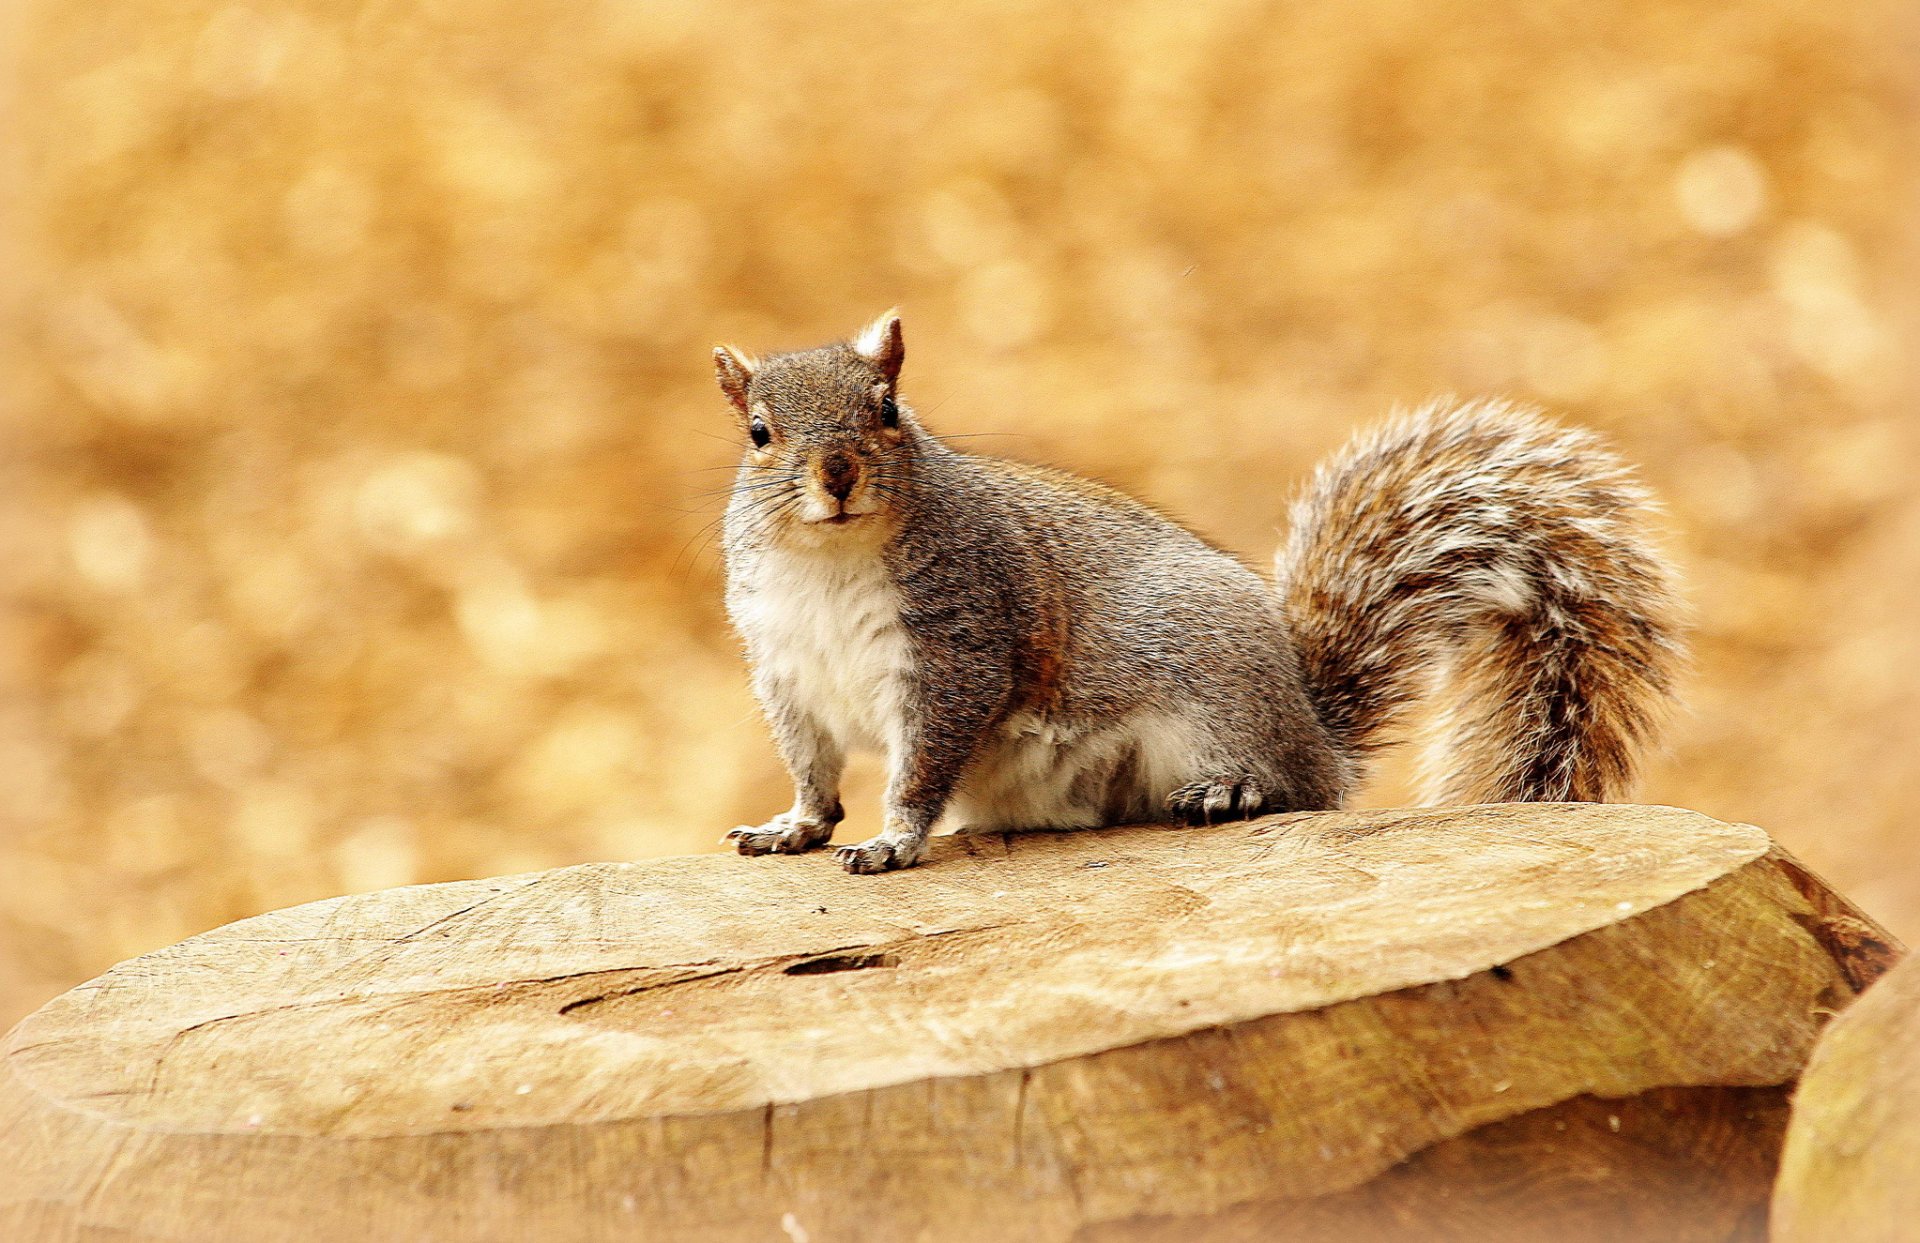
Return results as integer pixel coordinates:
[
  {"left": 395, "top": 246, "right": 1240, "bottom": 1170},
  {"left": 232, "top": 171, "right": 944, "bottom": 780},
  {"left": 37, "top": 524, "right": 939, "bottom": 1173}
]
[{"left": 714, "top": 312, "right": 1684, "bottom": 873}]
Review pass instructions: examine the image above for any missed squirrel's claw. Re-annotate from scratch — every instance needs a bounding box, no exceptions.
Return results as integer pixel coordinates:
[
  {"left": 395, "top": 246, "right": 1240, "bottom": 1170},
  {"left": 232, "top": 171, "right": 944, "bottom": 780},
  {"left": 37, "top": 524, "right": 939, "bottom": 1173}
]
[
  {"left": 834, "top": 834, "right": 924, "bottom": 874},
  {"left": 725, "top": 817, "right": 835, "bottom": 856},
  {"left": 1166, "top": 777, "right": 1268, "bottom": 826}
]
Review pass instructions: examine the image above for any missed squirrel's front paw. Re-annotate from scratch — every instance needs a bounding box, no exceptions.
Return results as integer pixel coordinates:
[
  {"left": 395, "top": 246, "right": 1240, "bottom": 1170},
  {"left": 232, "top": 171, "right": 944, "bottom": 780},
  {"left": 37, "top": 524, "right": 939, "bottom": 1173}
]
[
  {"left": 1167, "top": 776, "right": 1268, "bottom": 825},
  {"left": 834, "top": 833, "right": 926, "bottom": 874},
  {"left": 725, "top": 814, "right": 836, "bottom": 856}
]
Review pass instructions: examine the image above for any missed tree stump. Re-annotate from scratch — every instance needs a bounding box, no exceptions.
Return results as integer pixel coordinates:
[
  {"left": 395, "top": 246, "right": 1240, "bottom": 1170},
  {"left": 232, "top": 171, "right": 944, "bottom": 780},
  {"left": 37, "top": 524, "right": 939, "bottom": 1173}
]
[
  {"left": 1773, "top": 945, "right": 1920, "bottom": 1240},
  {"left": 0, "top": 804, "right": 1898, "bottom": 1242}
]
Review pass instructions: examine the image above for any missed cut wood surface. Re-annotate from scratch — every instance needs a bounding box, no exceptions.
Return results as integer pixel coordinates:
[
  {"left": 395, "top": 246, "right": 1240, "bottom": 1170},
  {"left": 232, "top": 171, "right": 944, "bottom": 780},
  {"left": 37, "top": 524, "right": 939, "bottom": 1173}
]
[
  {"left": 0, "top": 804, "right": 1899, "bottom": 1242},
  {"left": 1773, "top": 946, "right": 1920, "bottom": 1241}
]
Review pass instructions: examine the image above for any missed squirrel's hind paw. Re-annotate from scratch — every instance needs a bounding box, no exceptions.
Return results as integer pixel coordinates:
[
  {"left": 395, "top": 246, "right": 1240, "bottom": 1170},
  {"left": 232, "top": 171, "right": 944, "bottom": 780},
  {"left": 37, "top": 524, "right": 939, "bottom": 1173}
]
[
  {"left": 725, "top": 815, "right": 836, "bottom": 856},
  {"left": 1166, "top": 777, "right": 1268, "bottom": 825}
]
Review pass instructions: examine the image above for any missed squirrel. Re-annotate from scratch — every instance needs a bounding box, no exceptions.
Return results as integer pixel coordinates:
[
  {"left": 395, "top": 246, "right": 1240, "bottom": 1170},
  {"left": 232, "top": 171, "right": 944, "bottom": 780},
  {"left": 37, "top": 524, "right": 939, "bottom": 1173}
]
[{"left": 713, "top": 311, "right": 1685, "bottom": 874}]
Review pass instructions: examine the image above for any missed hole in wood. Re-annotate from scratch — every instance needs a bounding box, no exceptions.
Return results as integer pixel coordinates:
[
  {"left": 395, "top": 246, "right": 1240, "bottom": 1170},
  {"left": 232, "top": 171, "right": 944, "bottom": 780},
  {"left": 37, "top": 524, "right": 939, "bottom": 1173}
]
[{"left": 783, "top": 951, "right": 900, "bottom": 976}]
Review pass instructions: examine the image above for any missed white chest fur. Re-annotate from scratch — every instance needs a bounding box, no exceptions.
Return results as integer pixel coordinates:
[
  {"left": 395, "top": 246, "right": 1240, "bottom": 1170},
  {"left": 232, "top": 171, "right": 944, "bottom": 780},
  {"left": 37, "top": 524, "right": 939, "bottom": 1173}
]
[{"left": 729, "top": 545, "right": 912, "bottom": 755}]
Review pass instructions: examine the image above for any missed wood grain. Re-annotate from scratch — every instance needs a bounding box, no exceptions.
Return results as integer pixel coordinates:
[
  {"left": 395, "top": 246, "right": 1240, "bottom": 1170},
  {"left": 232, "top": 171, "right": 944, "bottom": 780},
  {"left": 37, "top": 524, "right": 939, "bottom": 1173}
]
[
  {"left": 0, "top": 804, "right": 1898, "bottom": 1241},
  {"left": 1773, "top": 947, "right": 1920, "bottom": 1240}
]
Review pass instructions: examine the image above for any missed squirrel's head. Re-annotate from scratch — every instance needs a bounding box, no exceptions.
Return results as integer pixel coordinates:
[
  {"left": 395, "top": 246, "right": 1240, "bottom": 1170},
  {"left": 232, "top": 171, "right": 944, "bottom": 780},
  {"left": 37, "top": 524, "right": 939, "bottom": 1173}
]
[{"left": 713, "top": 311, "right": 915, "bottom": 539}]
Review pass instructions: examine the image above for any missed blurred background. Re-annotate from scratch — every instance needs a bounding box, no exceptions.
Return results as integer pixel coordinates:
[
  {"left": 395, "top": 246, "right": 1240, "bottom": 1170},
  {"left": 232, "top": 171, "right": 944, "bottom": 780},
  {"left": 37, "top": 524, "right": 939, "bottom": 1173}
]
[{"left": 1, "top": 0, "right": 1915, "bottom": 1027}]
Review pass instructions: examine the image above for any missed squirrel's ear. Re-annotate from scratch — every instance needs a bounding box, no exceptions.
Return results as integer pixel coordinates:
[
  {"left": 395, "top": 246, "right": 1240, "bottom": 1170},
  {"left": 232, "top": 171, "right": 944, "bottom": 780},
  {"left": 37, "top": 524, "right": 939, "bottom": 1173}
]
[
  {"left": 852, "top": 310, "right": 904, "bottom": 385},
  {"left": 713, "top": 345, "right": 756, "bottom": 416}
]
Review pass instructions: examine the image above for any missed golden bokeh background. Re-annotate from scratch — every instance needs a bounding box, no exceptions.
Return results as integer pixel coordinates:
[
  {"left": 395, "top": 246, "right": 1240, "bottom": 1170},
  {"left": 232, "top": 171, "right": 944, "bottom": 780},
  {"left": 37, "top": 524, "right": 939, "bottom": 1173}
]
[{"left": 1, "top": 0, "right": 1915, "bottom": 1026}]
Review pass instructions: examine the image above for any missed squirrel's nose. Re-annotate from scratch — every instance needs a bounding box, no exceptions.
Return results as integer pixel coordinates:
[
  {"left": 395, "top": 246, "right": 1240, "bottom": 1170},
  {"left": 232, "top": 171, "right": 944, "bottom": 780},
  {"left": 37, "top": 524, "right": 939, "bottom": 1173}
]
[{"left": 819, "top": 450, "right": 859, "bottom": 502}]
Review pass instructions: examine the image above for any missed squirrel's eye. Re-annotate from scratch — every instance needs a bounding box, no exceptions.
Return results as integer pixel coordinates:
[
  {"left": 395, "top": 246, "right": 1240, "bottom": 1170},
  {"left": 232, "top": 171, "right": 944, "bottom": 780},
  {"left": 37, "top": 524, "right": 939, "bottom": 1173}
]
[
  {"left": 749, "top": 419, "right": 771, "bottom": 448},
  {"left": 880, "top": 396, "right": 899, "bottom": 429}
]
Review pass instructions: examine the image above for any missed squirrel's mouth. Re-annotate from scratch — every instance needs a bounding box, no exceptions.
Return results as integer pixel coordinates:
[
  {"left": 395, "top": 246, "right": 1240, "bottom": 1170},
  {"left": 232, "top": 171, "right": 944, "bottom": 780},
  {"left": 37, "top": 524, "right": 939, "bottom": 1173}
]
[{"left": 820, "top": 513, "right": 863, "bottom": 525}]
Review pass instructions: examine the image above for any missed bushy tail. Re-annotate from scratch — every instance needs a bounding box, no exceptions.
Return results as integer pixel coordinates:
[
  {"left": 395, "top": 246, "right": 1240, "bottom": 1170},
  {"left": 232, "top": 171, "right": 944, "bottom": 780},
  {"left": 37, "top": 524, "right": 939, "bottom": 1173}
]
[{"left": 1277, "top": 399, "right": 1686, "bottom": 804}]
